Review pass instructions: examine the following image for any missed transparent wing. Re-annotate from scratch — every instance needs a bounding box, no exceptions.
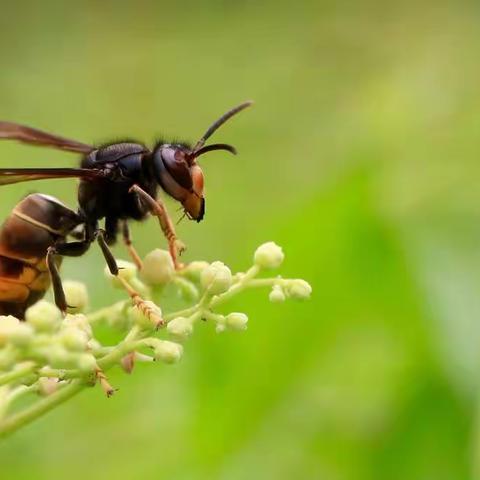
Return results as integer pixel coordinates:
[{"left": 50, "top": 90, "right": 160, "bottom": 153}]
[{"left": 0, "top": 121, "right": 94, "bottom": 154}]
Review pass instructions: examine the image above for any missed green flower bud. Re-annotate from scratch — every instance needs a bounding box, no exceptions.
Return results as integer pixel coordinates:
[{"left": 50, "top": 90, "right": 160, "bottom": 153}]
[
  {"left": 286, "top": 279, "right": 312, "bottom": 300},
  {"left": 226, "top": 312, "right": 248, "bottom": 331},
  {"left": 167, "top": 317, "right": 193, "bottom": 340},
  {"left": 104, "top": 260, "right": 137, "bottom": 289},
  {"left": 59, "top": 327, "right": 89, "bottom": 352},
  {"left": 200, "top": 261, "right": 232, "bottom": 294},
  {"left": 254, "top": 242, "right": 285, "bottom": 269},
  {"left": 269, "top": 285, "right": 286, "bottom": 303},
  {"left": 76, "top": 353, "right": 97, "bottom": 372},
  {"left": 25, "top": 300, "right": 62, "bottom": 333},
  {"left": 153, "top": 340, "right": 183, "bottom": 364},
  {"left": 181, "top": 261, "right": 209, "bottom": 282},
  {"left": 63, "top": 280, "right": 89, "bottom": 313},
  {"left": 140, "top": 249, "right": 175, "bottom": 285}
]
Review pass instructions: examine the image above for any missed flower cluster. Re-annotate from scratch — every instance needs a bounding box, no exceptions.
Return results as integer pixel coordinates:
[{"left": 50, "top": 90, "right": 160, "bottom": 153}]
[{"left": 0, "top": 242, "right": 311, "bottom": 438}]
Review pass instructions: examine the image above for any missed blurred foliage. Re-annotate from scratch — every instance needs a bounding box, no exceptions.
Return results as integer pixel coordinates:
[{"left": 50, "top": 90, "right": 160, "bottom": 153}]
[{"left": 0, "top": 0, "right": 479, "bottom": 478}]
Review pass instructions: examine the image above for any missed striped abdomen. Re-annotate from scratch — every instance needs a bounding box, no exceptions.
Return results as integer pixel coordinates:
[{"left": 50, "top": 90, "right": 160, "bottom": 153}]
[{"left": 0, "top": 194, "right": 81, "bottom": 318}]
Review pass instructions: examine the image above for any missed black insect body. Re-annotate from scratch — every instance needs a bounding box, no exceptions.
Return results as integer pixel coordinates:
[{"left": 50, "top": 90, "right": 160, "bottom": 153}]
[
  {"left": 78, "top": 142, "right": 154, "bottom": 241},
  {"left": 0, "top": 101, "right": 252, "bottom": 317}
]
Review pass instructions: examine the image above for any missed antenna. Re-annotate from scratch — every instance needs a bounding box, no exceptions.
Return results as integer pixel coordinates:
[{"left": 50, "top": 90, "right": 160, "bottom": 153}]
[{"left": 192, "top": 100, "right": 253, "bottom": 153}]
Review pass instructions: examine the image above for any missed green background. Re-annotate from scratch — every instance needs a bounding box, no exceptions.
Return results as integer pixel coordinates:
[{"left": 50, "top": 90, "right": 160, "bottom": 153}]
[{"left": 0, "top": 1, "right": 478, "bottom": 478}]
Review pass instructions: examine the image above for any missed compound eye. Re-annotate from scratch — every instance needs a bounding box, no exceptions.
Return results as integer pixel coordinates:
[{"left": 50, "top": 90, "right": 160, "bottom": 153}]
[
  {"left": 174, "top": 149, "right": 187, "bottom": 162},
  {"left": 161, "top": 146, "right": 176, "bottom": 163},
  {"left": 161, "top": 147, "right": 192, "bottom": 190}
]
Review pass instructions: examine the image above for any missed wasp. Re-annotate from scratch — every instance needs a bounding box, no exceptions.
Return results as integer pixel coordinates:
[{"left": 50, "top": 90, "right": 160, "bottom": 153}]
[{"left": 0, "top": 101, "right": 252, "bottom": 318}]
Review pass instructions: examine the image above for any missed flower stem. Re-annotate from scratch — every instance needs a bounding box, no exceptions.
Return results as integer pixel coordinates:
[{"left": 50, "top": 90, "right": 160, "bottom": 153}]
[
  {"left": 0, "top": 326, "right": 143, "bottom": 439},
  {"left": 0, "top": 363, "right": 36, "bottom": 387},
  {"left": 0, "top": 244, "right": 310, "bottom": 439},
  {"left": 0, "top": 380, "right": 85, "bottom": 439},
  {"left": 86, "top": 300, "right": 127, "bottom": 324},
  {"left": 211, "top": 265, "right": 260, "bottom": 307}
]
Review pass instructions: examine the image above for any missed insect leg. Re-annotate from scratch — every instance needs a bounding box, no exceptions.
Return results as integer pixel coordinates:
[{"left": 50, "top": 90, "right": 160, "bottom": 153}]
[
  {"left": 96, "top": 229, "right": 164, "bottom": 329},
  {"left": 96, "top": 229, "right": 118, "bottom": 275},
  {"left": 54, "top": 241, "right": 92, "bottom": 256},
  {"left": 46, "top": 240, "right": 92, "bottom": 313},
  {"left": 105, "top": 216, "right": 119, "bottom": 246},
  {"left": 129, "top": 184, "right": 185, "bottom": 269},
  {"left": 46, "top": 247, "right": 67, "bottom": 314},
  {"left": 121, "top": 220, "right": 143, "bottom": 270}
]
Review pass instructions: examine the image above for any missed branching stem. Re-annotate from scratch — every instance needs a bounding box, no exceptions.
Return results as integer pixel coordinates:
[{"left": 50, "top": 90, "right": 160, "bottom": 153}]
[{"left": 0, "top": 243, "right": 310, "bottom": 440}]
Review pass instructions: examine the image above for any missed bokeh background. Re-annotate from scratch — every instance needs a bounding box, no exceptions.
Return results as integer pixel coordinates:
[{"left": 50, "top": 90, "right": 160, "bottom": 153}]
[{"left": 0, "top": 1, "right": 479, "bottom": 478}]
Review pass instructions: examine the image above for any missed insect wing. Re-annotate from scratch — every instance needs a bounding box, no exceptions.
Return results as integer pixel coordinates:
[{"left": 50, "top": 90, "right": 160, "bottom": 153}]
[
  {"left": 0, "top": 122, "right": 94, "bottom": 154},
  {"left": 0, "top": 168, "right": 102, "bottom": 186}
]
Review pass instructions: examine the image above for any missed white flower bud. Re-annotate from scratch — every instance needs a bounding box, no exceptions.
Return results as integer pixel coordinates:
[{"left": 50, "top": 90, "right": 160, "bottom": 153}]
[
  {"left": 254, "top": 242, "right": 285, "bottom": 269},
  {"left": 46, "top": 345, "right": 79, "bottom": 369},
  {"left": 0, "top": 317, "right": 18, "bottom": 348},
  {"left": 87, "top": 339, "right": 102, "bottom": 352},
  {"left": 75, "top": 353, "right": 97, "bottom": 372},
  {"left": 286, "top": 279, "right": 312, "bottom": 300},
  {"left": 38, "top": 377, "right": 59, "bottom": 396},
  {"left": 200, "top": 261, "right": 232, "bottom": 295},
  {"left": 181, "top": 261, "right": 209, "bottom": 282},
  {"left": 141, "top": 249, "right": 175, "bottom": 285},
  {"left": 167, "top": 317, "right": 193, "bottom": 340},
  {"left": 211, "top": 314, "right": 226, "bottom": 333},
  {"left": 207, "top": 312, "right": 227, "bottom": 333},
  {"left": 63, "top": 314, "right": 92, "bottom": 338},
  {"left": 0, "top": 315, "right": 20, "bottom": 328},
  {"left": 63, "top": 280, "right": 89, "bottom": 313},
  {"left": 106, "top": 303, "right": 132, "bottom": 331},
  {"left": 129, "top": 301, "right": 162, "bottom": 330},
  {"left": 104, "top": 260, "right": 137, "bottom": 289},
  {"left": 269, "top": 285, "right": 286, "bottom": 303},
  {"left": 25, "top": 300, "right": 62, "bottom": 333},
  {"left": 6, "top": 323, "right": 34, "bottom": 348},
  {"left": 226, "top": 312, "right": 248, "bottom": 331},
  {"left": 128, "top": 305, "right": 146, "bottom": 329},
  {"left": 0, "top": 316, "right": 33, "bottom": 347},
  {"left": 153, "top": 340, "right": 183, "bottom": 364},
  {"left": 215, "top": 324, "right": 226, "bottom": 333},
  {"left": 59, "top": 327, "right": 89, "bottom": 352}
]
